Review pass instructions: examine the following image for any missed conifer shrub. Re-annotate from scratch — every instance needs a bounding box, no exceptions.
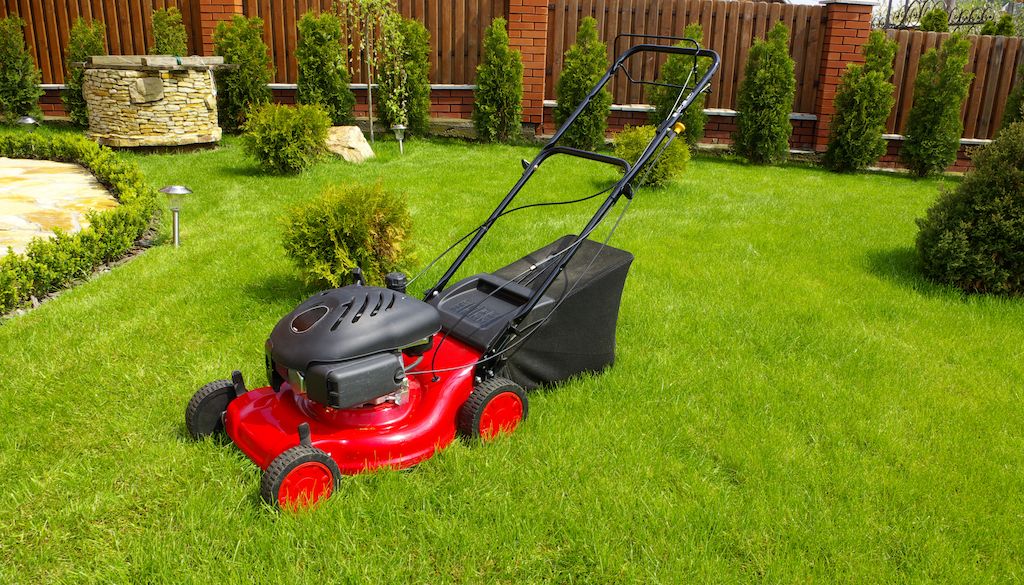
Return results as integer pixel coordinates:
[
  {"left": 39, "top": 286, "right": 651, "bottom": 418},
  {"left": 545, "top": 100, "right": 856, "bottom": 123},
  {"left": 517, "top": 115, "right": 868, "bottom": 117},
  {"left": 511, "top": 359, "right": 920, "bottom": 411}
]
[
  {"left": 916, "top": 121, "right": 1024, "bottom": 295},
  {"left": 553, "top": 17, "right": 611, "bottom": 150},
  {"left": 733, "top": 22, "right": 795, "bottom": 164},
  {"left": 473, "top": 18, "right": 523, "bottom": 142},
  {"left": 296, "top": 11, "right": 355, "bottom": 126},
  {"left": 980, "top": 14, "right": 1015, "bottom": 36},
  {"left": 919, "top": 8, "right": 950, "bottom": 32},
  {"left": 378, "top": 15, "right": 431, "bottom": 136},
  {"left": 62, "top": 19, "right": 106, "bottom": 127},
  {"left": 823, "top": 30, "right": 897, "bottom": 172},
  {"left": 650, "top": 23, "right": 709, "bottom": 146},
  {"left": 213, "top": 15, "right": 274, "bottom": 132},
  {"left": 1001, "top": 60, "right": 1024, "bottom": 130},
  {"left": 901, "top": 34, "right": 973, "bottom": 177},
  {"left": 282, "top": 183, "right": 414, "bottom": 287},
  {"left": 0, "top": 16, "right": 43, "bottom": 125},
  {"left": 151, "top": 7, "right": 188, "bottom": 55},
  {"left": 242, "top": 103, "right": 330, "bottom": 174},
  {"left": 612, "top": 125, "right": 689, "bottom": 188}
]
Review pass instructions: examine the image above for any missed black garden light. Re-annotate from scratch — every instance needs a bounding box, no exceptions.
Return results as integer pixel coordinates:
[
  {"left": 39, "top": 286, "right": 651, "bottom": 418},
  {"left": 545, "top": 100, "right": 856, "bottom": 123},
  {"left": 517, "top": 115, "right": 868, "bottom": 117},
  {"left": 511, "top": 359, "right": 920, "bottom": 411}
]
[{"left": 159, "top": 185, "right": 191, "bottom": 248}]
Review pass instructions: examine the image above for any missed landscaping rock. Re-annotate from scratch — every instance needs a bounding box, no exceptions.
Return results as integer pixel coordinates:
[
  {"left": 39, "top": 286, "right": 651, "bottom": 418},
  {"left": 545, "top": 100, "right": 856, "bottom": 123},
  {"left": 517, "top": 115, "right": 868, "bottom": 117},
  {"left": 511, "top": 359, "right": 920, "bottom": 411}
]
[
  {"left": 327, "top": 126, "right": 375, "bottom": 163},
  {"left": 129, "top": 77, "right": 164, "bottom": 104}
]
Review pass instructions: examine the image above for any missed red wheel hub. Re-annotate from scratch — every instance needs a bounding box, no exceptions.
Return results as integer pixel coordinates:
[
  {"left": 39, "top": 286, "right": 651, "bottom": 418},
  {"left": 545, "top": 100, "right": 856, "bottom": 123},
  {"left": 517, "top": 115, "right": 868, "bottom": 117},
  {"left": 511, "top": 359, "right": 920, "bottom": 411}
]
[
  {"left": 479, "top": 392, "right": 524, "bottom": 440},
  {"left": 278, "top": 462, "right": 334, "bottom": 508}
]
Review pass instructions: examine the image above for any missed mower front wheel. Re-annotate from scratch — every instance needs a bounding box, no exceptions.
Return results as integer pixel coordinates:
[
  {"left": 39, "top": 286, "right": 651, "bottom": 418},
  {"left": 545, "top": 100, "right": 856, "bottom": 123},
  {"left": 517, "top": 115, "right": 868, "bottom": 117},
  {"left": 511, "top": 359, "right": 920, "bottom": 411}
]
[
  {"left": 185, "top": 379, "right": 235, "bottom": 440},
  {"left": 458, "top": 377, "right": 528, "bottom": 441},
  {"left": 261, "top": 445, "right": 341, "bottom": 509}
]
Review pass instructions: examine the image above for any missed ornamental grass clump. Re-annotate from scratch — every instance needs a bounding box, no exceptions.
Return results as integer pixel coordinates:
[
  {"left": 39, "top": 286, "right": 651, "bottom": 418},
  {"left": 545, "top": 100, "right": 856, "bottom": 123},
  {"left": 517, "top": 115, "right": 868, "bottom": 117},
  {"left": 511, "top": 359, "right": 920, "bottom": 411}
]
[
  {"left": 650, "top": 23, "right": 709, "bottom": 146},
  {"left": 916, "top": 121, "right": 1024, "bottom": 295},
  {"left": 282, "top": 183, "right": 414, "bottom": 288},
  {"left": 377, "top": 16, "right": 431, "bottom": 136},
  {"left": 473, "top": 18, "right": 523, "bottom": 143},
  {"left": 733, "top": 22, "right": 795, "bottom": 165},
  {"left": 823, "top": 31, "right": 897, "bottom": 172},
  {"left": 553, "top": 17, "right": 611, "bottom": 150},
  {"left": 901, "top": 34, "right": 972, "bottom": 177},
  {"left": 242, "top": 103, "right": 330, "bottom": 174},
  {"left": 150, "top": 7, "right": 188, "bottom": 55},
  {"left": 0, "top": 16, "right": 43, "bottom": 125},
  {"left": 613, "top": 125, "right": 689, "bottom": 188},
  {"left": 62, "top": 19, "right": 106, "bottom": 127},
  {"left": 213, "top": 15, "right": 273, "bottom": 132},
  {"left": 296, "top": 11, "right": 355, "bottom": 126}
]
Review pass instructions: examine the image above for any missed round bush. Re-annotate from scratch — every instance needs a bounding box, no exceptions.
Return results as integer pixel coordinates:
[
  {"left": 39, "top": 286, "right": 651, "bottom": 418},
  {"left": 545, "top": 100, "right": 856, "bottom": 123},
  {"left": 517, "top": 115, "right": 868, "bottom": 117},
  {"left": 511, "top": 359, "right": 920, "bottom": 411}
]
[
  {"left": 612, "top": 125, "right": 689, "bottom": 188},
  {"left": 282, "top": 183, "right": 414, "bottom": 288},
  {"left": 916, "top": 121, "right": 1024, "bottom": 295},
  {"left": 242, "top": 103, "right": 330, "bottom": 174}
]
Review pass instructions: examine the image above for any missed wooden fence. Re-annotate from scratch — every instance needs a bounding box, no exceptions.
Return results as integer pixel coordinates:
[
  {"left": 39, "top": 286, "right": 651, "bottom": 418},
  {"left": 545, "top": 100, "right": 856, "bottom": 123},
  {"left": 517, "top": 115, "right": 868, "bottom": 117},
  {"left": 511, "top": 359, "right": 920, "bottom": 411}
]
[
  {"left": 546, "top": 0, "right": 827, "bottom": 112},
  {"left": 886, "top": 29, "right": 1024, "bottom": 140},
  {"left": 0, "top": 0, "right": 202, "bottom": 85},
  {"left": 241, "top": 0, "right": 506, "bottom": 85}
]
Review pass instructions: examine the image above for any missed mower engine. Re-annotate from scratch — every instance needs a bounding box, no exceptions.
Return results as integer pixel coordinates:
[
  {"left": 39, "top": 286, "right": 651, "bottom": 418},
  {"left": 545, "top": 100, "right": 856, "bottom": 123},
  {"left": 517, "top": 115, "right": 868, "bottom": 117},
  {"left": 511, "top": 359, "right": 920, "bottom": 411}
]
[{"left": 264, "top": 285, "right": 441, "bottom": 410}]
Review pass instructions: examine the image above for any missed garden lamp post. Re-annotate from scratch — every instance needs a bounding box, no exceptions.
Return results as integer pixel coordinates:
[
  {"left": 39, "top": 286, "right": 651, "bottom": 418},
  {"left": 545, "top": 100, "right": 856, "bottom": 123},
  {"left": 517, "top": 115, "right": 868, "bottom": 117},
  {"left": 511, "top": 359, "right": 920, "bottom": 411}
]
[
  {"left": 159, "top": 185, "right": 191, "bottom": 248},
  {"left": 391, "top": 124, "right": 406, "bottom": 155},
  {"left": 16, "top": 116, "right": 40, "bottom": 131}
]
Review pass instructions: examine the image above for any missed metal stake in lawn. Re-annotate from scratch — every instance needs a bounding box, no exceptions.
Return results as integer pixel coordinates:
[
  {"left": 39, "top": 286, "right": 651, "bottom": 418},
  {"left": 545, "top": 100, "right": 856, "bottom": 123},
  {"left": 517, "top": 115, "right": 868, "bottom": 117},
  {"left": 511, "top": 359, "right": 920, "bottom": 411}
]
[{"left": 160, "top": 185, "right": 191, "bottom": 248}]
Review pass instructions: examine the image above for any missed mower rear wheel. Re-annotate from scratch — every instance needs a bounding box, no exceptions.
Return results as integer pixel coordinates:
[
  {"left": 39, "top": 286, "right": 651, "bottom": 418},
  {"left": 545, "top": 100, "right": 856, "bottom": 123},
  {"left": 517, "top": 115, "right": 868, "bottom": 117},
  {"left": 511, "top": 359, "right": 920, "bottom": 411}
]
[
  {"left": 261, "top": 445, "right": 341, "bottom": 509},
  {"left": 458, "top": 377, "right": 528, "bottom": 441},
  {"left": 185, "top": 379, "right": 235, "bottom": 440}
]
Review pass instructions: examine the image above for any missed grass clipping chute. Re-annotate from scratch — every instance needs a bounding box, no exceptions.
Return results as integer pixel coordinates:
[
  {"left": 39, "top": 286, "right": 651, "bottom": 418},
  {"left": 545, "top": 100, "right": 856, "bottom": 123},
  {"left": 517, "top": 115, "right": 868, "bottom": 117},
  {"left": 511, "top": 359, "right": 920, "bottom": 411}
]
[{"left": 282, "top": 182, "right": 414, "bottom": 287}]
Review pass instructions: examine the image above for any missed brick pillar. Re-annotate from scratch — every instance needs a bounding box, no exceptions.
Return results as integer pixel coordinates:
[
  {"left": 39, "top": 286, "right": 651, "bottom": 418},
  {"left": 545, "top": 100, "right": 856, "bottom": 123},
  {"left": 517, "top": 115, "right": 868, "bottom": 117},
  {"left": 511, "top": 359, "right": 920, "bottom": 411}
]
[
  {"left": 507, "top": 0, "right": 549, "bottom": 129},
  {"left": 198, "top": 0, "right": 244, "bottom": 56},
  {"left": 813, "top": 0, "right": 876, "bottom": 151}
]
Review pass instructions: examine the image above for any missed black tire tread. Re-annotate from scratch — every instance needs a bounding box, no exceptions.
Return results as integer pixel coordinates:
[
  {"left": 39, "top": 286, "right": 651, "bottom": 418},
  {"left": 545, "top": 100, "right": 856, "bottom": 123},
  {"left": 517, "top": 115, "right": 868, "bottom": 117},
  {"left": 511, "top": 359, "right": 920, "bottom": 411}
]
[
  {"left": 185, "top": 379, "right": 234, "bottom": 440},
  {"left": 260, "top": 445, "right": 341, "bottom": 507},
  {"left": 457, "top": 377, "right": 528, "bottom": 439}
]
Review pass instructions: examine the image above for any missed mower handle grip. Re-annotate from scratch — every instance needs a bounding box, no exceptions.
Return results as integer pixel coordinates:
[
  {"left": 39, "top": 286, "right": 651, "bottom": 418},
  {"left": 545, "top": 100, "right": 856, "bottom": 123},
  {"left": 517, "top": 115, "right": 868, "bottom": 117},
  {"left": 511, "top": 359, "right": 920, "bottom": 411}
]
[{"left": 537, "top": 146, "right": 632, "bottom": 173}]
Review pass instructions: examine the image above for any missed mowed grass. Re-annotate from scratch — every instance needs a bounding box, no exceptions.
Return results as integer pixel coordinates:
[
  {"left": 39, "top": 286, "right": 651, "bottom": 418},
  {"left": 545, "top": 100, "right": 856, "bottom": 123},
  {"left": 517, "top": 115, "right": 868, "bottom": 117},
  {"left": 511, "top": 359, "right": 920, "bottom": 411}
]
[{"left": 1, "top": 136, "right": 1023, "bottom": 583}]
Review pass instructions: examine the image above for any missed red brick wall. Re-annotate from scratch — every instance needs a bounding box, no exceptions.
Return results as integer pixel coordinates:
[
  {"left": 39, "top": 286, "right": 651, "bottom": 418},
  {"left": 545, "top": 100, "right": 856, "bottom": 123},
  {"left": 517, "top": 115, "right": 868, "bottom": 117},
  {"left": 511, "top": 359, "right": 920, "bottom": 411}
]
[
  {"left": 813, "top": 0, "right": 873, "bottom": 151},
  {"left": 198, "top": 0, "right": 244, "bottom": 56},
  {"left": 507, "top": 0, "right": 549, "bottom": 129}
]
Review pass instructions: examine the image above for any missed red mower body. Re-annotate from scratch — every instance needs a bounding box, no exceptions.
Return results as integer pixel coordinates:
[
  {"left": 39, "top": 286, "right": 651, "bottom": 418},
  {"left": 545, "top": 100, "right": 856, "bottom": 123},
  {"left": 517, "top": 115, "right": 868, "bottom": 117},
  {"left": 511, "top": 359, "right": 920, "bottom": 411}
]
[{"left": 226, "top": 338, "right": 482, "bottom": 475}]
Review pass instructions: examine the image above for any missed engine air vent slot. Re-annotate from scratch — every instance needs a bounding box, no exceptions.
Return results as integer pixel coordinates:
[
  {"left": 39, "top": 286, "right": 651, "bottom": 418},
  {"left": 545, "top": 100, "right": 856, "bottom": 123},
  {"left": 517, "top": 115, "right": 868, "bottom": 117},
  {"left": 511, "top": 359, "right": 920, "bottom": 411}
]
[{"left": 291, "top": 305, "right": 328, "bottom": 333}]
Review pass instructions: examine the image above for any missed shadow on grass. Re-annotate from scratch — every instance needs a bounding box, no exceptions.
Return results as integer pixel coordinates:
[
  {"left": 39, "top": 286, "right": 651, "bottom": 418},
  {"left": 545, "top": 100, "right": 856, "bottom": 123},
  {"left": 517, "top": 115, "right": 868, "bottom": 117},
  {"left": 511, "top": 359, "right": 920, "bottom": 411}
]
[
  {"left": 865, "top": 246, "right": 960, "bottom": 298},
  {"left": 243, "top": 272, "right": 320, "bottom": 306}
]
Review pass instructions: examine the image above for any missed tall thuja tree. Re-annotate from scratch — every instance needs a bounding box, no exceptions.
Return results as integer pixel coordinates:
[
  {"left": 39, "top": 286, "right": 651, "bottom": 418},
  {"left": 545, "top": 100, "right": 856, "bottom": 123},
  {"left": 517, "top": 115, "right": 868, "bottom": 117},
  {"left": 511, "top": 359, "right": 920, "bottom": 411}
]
[
  {"left": 650, "top": 22, "right": 709, "bottom": 146},
  {"left": 150, "top": 7, "right": 188, "bottom": 55},
  {"left": 823, "top": 30, "right": 897, "bottom": 172},
  {"left": 901, "top": 34, "right": 973, "bottom": 177},
  {"left": 378, "top": 15, "right": 431, "bottom": 136},
  {"left": 553, "top": 17, "right": 611, "bottom": 150},
  {"left": 473, "top": 17, "right": 523, "bottom": 142},
  {"left": 296, "top": 11, "right": 355, "bottom": 125},
  {"left": 733, "top": 22, "right": 795, "bottom": 164},
  {"left": 919, "top": 8, "right": 950, "bottom": 32},
  {"left": 213, "top": 15, "right": 273, "bottom": 132},
  {"left": 62, "top": 19, "right": 106, "bottom": 127},
  {"left": 0, "top": 16, "right": 43, "bottom": 125}
]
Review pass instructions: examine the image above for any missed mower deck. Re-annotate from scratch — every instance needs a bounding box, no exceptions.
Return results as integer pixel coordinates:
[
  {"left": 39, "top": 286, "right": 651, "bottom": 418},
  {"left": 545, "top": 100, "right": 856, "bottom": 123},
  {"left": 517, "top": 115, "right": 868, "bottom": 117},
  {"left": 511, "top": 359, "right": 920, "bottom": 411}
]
[{"left": 226, "top": 337, "right": 481, "bottom": 474}]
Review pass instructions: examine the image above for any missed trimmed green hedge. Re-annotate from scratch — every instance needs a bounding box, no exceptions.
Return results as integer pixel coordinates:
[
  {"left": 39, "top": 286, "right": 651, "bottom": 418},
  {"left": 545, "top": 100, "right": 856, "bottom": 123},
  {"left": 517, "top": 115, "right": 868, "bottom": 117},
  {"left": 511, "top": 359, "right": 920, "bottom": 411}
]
[{"left": 0, "top": 132, "right": 158, "bottom": 314}]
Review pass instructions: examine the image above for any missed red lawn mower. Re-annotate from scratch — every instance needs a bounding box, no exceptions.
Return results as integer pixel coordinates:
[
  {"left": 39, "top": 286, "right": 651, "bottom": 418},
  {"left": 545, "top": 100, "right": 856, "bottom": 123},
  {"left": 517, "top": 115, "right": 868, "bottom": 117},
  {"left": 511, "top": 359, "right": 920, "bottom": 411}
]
[{"left": 186, "top": 37, "right": 720, "bottom": 508}]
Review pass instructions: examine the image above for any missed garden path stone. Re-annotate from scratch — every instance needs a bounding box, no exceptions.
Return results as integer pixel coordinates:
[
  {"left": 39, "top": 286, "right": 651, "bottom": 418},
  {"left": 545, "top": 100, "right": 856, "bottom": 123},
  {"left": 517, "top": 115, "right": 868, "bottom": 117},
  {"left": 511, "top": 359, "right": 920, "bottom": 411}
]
[
  {"left": 0, "top": 158, "right": 117, "bottom": 256},
  {"left": 326, "top": 126, "right": 375, "bottom": 163}
]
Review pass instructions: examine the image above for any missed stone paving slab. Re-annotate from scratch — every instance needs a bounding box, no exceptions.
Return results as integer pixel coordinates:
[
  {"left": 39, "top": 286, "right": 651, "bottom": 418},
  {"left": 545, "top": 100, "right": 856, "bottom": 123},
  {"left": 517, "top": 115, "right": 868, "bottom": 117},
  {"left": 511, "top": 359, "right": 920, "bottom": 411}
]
[{"left": 0, "top": 158, "right": 118, "bottom": 256}]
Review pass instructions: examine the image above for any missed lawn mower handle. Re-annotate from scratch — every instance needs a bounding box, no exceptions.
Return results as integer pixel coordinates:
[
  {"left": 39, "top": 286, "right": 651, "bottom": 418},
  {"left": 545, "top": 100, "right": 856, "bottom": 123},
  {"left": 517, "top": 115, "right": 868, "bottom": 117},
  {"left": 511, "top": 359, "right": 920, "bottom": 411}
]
[{"left": 426, "top": 43, "right": 720, "bottom": 367}]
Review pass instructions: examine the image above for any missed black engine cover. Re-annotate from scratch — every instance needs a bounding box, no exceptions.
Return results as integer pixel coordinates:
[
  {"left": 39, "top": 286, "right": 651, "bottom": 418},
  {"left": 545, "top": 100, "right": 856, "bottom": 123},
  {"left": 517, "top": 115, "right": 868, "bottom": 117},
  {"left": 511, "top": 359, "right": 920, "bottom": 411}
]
[{"left": 265, "top": 286, "right": 441, "bottom": 408}]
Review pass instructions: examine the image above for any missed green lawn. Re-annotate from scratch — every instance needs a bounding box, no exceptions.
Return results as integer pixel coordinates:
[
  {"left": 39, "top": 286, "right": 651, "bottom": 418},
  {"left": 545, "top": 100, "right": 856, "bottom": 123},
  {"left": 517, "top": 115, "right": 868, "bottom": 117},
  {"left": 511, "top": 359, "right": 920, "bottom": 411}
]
[{"left": 1, "top": 137, "right": 1022, "bottom": 583}]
